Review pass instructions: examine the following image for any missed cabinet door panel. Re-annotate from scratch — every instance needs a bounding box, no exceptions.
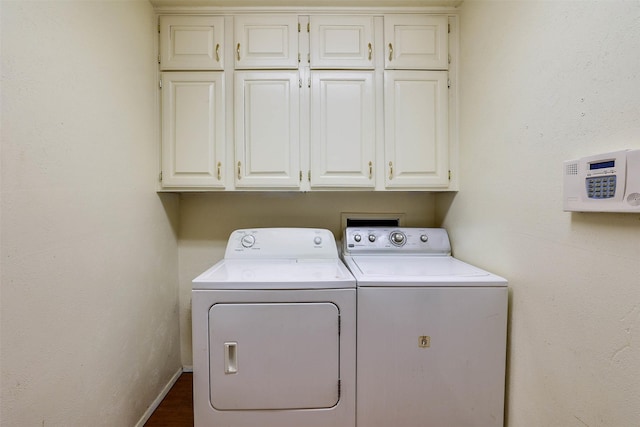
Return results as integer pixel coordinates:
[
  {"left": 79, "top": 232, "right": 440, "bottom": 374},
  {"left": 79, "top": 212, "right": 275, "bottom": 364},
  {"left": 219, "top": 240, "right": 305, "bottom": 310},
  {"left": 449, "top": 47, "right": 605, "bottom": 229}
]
[
  {"left": 310, "top": 72, "right": 375, "bottom": 188},
  {"left": 385, "top": 70, "right": 448, "bottom": 188},
  {"left": 310, "top": 16, "right": 374, "bottom": 69},
  {"left": 235, "top": 71, "right": 300, "bottom": 188},
  {"left": 161, "top": 72, "right": 225, "bottom": 188},
  {"left": 160, "top": 16, "right": 224, "bottom": 70},
  {"left": 234, "top": 15, "right": 298, "bottom": 69},
  {"left": 384, "top": 15, "right": 448, "bottom": 70}
]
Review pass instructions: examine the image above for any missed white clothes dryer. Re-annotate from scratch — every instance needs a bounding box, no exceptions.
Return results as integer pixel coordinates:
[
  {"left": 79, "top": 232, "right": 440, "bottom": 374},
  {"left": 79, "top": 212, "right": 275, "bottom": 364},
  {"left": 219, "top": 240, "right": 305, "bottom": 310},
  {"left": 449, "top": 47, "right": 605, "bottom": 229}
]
[
  {"left": 192, "top": 228, "right": 356, "bottom": 427},
  {"left": 342, "top": 227, "right": 508, "bottom": 427}
]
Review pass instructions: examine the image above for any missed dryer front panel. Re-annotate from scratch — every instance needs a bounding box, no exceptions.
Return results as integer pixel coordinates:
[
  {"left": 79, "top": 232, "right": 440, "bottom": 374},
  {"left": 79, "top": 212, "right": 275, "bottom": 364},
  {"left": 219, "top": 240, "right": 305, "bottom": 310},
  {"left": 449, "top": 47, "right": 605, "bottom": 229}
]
[{"left": 209, "top": 302, "right": 340, "bottom": 410}]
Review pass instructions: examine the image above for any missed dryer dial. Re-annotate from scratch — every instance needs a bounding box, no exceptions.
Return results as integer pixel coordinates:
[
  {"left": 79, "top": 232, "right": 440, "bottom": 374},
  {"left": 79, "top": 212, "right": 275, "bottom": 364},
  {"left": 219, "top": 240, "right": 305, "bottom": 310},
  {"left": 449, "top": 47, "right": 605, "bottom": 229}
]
[{"left": 241, "top": 234, "right": 255, "bottom": 248}]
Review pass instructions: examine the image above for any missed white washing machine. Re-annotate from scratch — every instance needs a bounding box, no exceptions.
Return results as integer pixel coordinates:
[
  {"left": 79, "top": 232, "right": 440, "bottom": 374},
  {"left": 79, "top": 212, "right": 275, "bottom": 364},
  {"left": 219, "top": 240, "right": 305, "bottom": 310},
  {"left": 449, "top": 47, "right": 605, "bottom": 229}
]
[
  {"left": 342, "top": 227, "right": 508, "bottom": 427},
  {"left": 192, "top": 228, "right": 356, "bottom": 427}
]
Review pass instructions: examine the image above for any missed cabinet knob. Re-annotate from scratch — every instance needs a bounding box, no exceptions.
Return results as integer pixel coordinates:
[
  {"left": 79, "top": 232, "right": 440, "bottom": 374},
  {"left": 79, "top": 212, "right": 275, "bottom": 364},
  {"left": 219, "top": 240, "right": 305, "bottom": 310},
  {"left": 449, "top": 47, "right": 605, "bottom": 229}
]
[
  {"left": 215, "top": 44, "right": 220, "bottom": 62},
  {"left": 236, "top": 43, "right": 241, "bottom": 61},
  {"left": 388, "top": 43, "right": 393, "bottom": 61},
  {"left": 237, "top": 161, "right": 242, "bottom": 180},
  {"left": 368, "top": 43, "right": 372, "bottom": 61},
  {"left": 369, "top": 161, "right": 373, "bottom": 179},
  {"left": 389, "top": 161, "right": 393, "bottom": 180},
  {"left": 217, "top": 162, "right": 222, "bottom": 180}
]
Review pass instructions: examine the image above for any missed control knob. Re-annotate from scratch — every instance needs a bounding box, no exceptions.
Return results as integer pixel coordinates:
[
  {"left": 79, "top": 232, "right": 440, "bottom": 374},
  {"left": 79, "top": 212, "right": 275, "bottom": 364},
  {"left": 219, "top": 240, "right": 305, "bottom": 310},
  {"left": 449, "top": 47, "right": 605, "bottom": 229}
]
[
  {"left": 420, "top": 234, "right": 428, "bottom": 243},
  {"left": 390, "top": 231, "right": 406, "bottom": 246},
  {"left": 368, "top": 234, "right": 376, "bottom": 242},
  {"left": 241, "top": 235, "right": 255, "bottom": 248},
  {"left": 354, "top": 234, "right": 362, "bottom": 243}
]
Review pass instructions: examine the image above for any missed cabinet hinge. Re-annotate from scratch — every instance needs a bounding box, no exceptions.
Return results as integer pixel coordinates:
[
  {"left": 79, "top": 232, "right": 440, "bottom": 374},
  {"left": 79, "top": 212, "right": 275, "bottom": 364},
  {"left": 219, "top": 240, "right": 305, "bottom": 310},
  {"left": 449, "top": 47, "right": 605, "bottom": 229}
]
[
  {"left": 307, "top": 53, "right": 310, "bottom": 64},
  {"left": 299, "top": 78, "right": 302, "bottom": 88},
  {"left": 158, "top": 24, "right": 161, "bottom": 34},
  {"left": 299, "top": 170, "right": 302, "bottom": 182},
  {"left": 298, "top": 22, "right": 301, "bottom": 32},
  {"left": 307, "top": 22, "right": 310, "bottom": 32},
  {"left": 159, "top": 171, "right": 163, "bottom": 182},
  {"left": 158, "top": 53, "right": 161, "bottom": 64},
  {"left": 298, "top": 53, "right": 301, "bottom": 63},
  {"left": 308, "top": 171, "right": 311, "bottom": 181},
  {"left": 448, "top": 54, "right": 451, "bottom": 65},
  {"left": 448, "top": 23, "right": 451, "bottom": 33},
  {"left": 447, "top": 79, "right": 451, "bottom": 89},
  {"left": 448, "top": 170, "right": 452, "bottom": 181},
  {"left": 159, "top": 79, "right": 162, "bottom": 89}
]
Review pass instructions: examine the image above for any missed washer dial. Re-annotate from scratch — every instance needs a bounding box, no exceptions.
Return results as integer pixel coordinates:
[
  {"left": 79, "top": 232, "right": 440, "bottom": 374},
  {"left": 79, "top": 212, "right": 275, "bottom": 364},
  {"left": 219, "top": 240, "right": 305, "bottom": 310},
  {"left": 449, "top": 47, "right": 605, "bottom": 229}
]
[{"left": 390, "top": 231, "right": 406, "bottom": 246}]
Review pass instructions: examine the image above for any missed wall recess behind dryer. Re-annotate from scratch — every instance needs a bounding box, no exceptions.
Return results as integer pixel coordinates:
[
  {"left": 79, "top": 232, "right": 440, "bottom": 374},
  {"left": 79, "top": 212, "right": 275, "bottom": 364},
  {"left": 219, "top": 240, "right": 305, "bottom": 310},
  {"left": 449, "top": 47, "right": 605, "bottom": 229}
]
[{"left": 341, "top": 212, "right": 405, "bottom": 230}]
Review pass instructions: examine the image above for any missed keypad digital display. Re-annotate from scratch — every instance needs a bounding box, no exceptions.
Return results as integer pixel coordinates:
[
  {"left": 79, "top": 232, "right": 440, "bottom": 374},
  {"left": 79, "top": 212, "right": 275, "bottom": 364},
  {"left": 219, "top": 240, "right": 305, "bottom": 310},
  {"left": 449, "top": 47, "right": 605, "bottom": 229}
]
[{"left": 586, "top": 175, "right": 617, "bottom": 199}]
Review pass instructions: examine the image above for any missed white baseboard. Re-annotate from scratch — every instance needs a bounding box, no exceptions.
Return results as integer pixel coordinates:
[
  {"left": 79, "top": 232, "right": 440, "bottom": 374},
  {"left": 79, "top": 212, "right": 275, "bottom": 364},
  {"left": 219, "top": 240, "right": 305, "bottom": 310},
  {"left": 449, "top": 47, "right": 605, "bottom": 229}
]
[
  {"left": 182, "top": 365, "right": 193, "bottom": 373},
  {"left": 134, "top": 366, "right": 184, "bottom": 427}
]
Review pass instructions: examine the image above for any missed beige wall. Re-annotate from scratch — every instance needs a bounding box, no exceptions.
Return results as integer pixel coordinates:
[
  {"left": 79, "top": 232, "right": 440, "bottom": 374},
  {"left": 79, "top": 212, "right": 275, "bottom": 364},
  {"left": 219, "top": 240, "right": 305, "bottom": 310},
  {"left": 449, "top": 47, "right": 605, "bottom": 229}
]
[
  {"left": 0, "top": 1, "right": 181, "bottom": 426},
  {"left": 439, "top": 1, "right": 640, "bottom": 425},
  {"left": 178, "top": 191, "right": 436, "bottom": 365}
]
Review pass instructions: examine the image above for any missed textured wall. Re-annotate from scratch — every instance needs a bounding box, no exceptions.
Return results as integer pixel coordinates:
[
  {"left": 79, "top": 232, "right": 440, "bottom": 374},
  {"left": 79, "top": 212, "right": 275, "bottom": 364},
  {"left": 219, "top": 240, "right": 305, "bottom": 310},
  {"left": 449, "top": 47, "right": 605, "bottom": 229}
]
[
  {"left": 439, "top": 1, "right": 640, "bottom": 426},
  {"left": 0, "top": 1, "right": 181, "bottom": 425}
]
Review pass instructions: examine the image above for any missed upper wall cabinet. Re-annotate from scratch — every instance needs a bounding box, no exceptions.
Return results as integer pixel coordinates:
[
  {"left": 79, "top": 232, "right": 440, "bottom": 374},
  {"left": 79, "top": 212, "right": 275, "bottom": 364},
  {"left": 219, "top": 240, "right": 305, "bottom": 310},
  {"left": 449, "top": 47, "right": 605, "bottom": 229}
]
[
  {"left": 384, "top": 70, "right": 449, "bottom": 188},
  {"left": 234, "top": 15, "right": 299, "bottom": 69},
  {"left": 234, "top": 71, "right": 300, "bottom": 188},
  {"left": 384, "top": 15, "right": 448, "bottom": 70},
  {"left": 161, "top": 72, "right": 226, "bottom": 188},
  {"left": 159, "top": 16, "right": 224, "bottom": 70},
  {"left": 309, "top": 16, "right": 375, "bottom": 69}
]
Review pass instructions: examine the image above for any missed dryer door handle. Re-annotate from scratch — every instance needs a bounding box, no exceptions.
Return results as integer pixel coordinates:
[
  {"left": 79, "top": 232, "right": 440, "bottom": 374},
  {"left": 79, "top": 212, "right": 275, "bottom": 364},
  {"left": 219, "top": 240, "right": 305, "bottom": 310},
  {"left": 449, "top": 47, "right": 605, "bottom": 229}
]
[{"left": 224, "top": 342, "right": 238, "bottom": 374}]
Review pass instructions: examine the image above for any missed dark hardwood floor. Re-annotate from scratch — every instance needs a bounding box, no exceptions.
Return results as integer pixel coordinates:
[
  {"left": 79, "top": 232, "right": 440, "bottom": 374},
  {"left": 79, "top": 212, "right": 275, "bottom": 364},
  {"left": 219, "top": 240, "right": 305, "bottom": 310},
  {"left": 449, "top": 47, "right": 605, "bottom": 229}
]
[{"left": 145, "top": 373, "right": 193, "bottom": 427}]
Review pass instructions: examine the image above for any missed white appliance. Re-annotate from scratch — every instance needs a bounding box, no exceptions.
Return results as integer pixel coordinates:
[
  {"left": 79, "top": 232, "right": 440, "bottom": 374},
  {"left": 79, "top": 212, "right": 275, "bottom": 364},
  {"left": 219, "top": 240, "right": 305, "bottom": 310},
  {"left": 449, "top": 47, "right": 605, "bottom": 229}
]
[
  {"left": 342, "top": 227, "right": 508, "bottom": 427},
  {"left": 563, "top": 148, "right": 640, "bottom": 212},
  {"left": 192, "top": 228, "right": 356, "bottom": 427}
]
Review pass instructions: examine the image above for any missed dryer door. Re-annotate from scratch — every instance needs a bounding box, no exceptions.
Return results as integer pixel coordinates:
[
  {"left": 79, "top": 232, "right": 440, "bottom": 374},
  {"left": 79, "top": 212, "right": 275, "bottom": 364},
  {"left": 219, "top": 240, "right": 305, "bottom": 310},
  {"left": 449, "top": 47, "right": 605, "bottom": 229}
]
[{"left": 209, "top": 302, "right": 340, "bottom": 410}]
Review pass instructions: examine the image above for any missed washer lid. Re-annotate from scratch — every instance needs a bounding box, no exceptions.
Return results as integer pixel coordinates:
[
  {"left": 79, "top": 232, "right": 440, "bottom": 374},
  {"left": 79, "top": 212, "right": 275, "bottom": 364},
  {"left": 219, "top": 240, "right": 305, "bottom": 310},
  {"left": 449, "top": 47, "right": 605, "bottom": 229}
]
[
  {"left": 193, "top": 259, "right": 356, "bottom": 290},
  {"left": 344, "top": 255, "right": 507, "bottom": 286}
]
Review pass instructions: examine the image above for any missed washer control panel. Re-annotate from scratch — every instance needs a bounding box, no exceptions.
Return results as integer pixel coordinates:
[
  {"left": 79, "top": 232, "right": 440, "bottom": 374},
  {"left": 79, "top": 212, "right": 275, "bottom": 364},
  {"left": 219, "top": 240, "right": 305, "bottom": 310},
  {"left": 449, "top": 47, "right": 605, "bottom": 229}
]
[{"left": 343, "top": 227, "right": 451, "bottom": 255}]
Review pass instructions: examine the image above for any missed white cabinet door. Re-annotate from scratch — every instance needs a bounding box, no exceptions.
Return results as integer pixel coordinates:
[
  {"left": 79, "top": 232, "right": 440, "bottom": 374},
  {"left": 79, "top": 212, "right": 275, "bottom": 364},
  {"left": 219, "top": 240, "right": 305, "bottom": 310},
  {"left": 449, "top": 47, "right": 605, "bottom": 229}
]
[
  {"left": 235, "top": 71, "right": 300, "bottom": 188},
  {"left": 234, "top": 15, "right": 299, "bottom": 69},
  {"left": 384, "top": 14, "right": 448, "bottom": 70},
  {"left": 159, "top": 16, "right": 224, "bottom": 70},
  {"left": 310, "top": 71, "right": 375, "bottom": 188},
  {"left": 384, "top": 70, "right": 449, "bottom": 188},
  {"left": 310, "top": 16, "right": 374, "bottom": 69},
  {"left": 161, "top": 72, "right": 225, "bottom": 188}
]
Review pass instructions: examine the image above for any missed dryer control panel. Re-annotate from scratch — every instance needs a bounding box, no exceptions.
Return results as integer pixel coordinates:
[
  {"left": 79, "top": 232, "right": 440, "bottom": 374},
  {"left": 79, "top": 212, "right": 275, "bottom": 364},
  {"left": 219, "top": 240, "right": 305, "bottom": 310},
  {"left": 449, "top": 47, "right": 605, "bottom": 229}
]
[
  {"left": 225, "top": 228, "right": 339, "bottom": 259},
  {"left": 343, "top": 227, "right": 451, "bottom": 255}
]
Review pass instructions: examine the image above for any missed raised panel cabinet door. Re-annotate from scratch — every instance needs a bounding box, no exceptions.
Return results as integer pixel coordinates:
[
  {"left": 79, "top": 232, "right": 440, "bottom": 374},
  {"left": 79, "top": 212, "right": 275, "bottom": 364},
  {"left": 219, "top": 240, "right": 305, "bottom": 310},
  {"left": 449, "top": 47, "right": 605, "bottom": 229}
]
[
  {"left": 310, "top": 16, "right": 374, "bottom": 69},
  {"left": 310, "top": 71, "right": 375, "bottom": 188},
  {"left": 159, "top": 16, "right": 224, "bottom": 70},
  {"left": 234, "top": 15, "right": 299, "bottom": 69},
  {"left": 235, "top": 71, "right": 300, "bottom": 188},
  {"left": 384, "top": 14, "right": 448, "bottom": 70},
  {"left": 161, "top": 72, "right": 225, "bottom": 188},
  {"left": 384, "top": 70, "right": 449, "bottom": 188}
]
